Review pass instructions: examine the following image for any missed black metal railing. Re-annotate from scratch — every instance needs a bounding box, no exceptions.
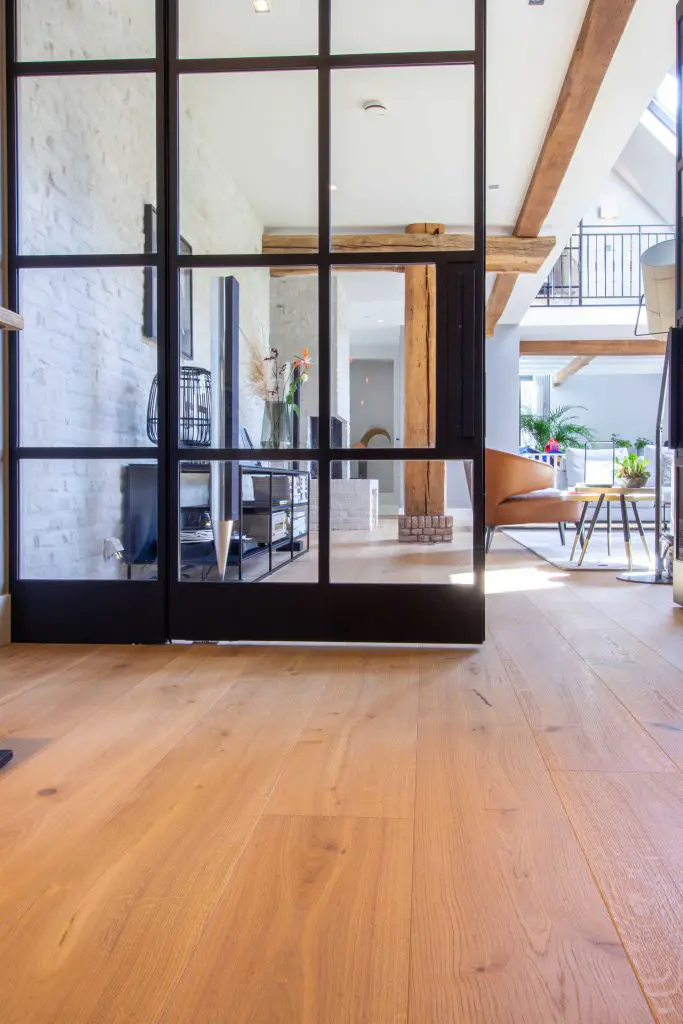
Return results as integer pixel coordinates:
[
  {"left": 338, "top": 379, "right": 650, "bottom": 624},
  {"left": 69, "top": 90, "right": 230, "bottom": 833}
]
[{"left": 534, "top": 222, "right": 675, "bottom": 306}]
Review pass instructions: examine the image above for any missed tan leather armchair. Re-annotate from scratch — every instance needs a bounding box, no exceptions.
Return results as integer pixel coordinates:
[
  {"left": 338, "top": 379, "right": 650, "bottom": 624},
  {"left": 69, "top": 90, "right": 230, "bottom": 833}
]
[{"left": 484, "top": 449, "right": 583, "bottom": 552}]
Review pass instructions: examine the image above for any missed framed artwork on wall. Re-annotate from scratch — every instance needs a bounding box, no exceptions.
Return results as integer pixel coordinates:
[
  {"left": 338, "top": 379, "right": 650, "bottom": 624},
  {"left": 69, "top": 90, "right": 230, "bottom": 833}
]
[{"left": 143, "top": 203, "right": 194, "bottom": 359}]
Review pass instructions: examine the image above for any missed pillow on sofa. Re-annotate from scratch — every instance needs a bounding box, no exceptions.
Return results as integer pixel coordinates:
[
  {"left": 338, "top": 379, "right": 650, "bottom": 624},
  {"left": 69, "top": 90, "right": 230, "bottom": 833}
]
[
  {"left": 565, "top": 448, "right": 585, "bottom": 488},
  {"left": 644, "top": 445, "right": 673, "bottom": 486}
]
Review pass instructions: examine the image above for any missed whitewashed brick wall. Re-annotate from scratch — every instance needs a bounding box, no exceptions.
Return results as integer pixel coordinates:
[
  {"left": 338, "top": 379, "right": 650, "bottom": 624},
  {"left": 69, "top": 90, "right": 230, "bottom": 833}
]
[
  {"left": 19, "top": 44, "right": 268, "bottom": 579},
  {"left": 309, "top": 479, "right": 379, "bottom": 532}
]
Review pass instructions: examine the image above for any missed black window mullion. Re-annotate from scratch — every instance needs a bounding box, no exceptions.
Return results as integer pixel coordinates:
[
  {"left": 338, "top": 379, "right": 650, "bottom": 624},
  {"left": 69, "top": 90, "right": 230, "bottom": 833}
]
[
  {"left": 317, "top": 0, "right": 331, "bottom": 586},
  {"left": 6, "top": 0, "right": 19, "bottom": 592},
  {"left": 15, "top": 254, "right": 157, "bottom": 269},
  {"left": 167, "top": 0, "right": 181, "bottom": 601},
  {"left": 13, "top": 58, "right": 157, "bottom": 77},
  {"left": 473, "top": 0, "right": 487, "bottom": 589},
  {"left": 156, "top": 0, "right": 170, "bottom": 606}
]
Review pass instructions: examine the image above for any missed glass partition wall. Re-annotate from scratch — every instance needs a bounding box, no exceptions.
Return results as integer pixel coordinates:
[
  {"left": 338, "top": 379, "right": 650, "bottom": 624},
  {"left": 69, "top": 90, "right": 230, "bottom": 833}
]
[{"left": 7, "top": 0, "right": 486, "bottom": 644}]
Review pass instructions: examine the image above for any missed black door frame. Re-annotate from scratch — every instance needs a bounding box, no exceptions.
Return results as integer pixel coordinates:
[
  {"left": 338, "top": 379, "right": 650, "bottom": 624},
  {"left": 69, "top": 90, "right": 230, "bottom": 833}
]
[{"left": 6, "top": 0, "right": 487, "bottom": 644}]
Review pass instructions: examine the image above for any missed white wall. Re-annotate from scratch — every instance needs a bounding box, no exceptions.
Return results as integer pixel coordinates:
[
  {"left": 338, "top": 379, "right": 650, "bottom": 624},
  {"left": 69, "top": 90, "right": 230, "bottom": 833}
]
[
  {"left": 556, "top": 372, "right": 666, "bottom": 448},
  {"left": 582, "top": 168, "right": 665, "bottom": 227},
  {"left": 18, "top": 62, "right": 269, "bottom": 579},
  {"left": 615, "top": 120, "right": 676, "bottom": 225}
]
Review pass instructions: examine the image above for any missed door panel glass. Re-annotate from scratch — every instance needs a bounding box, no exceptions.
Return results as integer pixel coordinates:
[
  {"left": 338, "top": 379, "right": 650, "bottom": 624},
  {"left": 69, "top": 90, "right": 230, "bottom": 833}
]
[
  {"left": 331, "top": 66, "right": 474, "bottom": 246},
  {"left": 332, "top": 0, "right": 474, "bottom": 54},
  {"left": 19, "top": 267, "right": 158, "bottom": 448},
  {"left": 177, "top": 268, "right": 319, "bottom": 451},
  {"left": 179, "top": 72, "right": 317, "bottom": 256},
  {"left": 179, "top": 0, "right": 318, "bottom": 59},
  {"left": 18, "top": 75, "right": 156, "bottom": 256},
  {"left": 18, "top": 0, "right": 156, "bottom": 61},
  {"left": 329, "top": 460, "right": 473, "bottom": 584},
  {"left": 179, "top": 460, "right": 317, "bottom": 582},
  {"left": 20, "top": 459, "right": 158, "bottom": 580},
  {"left": 332, "top": 265, "right": 437, "bottom": 449}
]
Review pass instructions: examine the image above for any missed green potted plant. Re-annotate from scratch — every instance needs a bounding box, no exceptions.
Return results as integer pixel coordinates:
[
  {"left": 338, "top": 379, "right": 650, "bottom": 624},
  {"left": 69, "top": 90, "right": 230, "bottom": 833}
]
[
  {"left": 616, "top": 453, "right": 650, "bottom": 488},
  {"left": 610, "top": 432, "right": 632, "bottom": 451},
  {"left": 634, "top": 436, "right": 652, "bottom": 455},
  {"left": 520, "top": 405, "right": 594, "bottom": 452}
]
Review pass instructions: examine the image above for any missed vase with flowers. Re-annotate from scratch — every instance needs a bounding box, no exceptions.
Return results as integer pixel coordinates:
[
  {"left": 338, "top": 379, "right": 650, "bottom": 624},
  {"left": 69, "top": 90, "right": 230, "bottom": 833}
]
[{"left": 248, "top": 344, "right": 311, "bottom": 449}]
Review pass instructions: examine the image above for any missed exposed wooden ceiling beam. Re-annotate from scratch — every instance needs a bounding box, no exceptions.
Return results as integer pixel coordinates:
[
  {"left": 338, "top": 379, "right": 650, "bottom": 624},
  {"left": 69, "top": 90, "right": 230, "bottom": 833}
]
[
  {"left": 553, "top": 356, "right": 594, "bottom": 387},
  {"left": 485, "top": 0, "right": 638, "bottom": 338},
  {"left": 485, "top": 276, "right": 516, "bottom": 338},
  {"left": 0, "top": 307, "right": 23, "bottom": 331},
  {"left": 263, "top": 233, "right": 555, "bottom": 274},
  {"left": 521, "top": 339, "right": 666, "bottom": 357}
]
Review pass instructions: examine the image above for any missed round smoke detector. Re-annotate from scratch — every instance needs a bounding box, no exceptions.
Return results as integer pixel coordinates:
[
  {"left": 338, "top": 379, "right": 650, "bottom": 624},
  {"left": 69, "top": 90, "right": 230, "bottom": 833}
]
[{"left": 362, "top": 100, "right": 387, "bottom": 116}]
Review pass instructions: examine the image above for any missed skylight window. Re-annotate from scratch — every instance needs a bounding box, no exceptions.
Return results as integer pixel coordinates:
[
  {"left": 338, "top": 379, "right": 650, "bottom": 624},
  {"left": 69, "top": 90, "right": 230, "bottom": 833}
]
[{"left": 649, "top": 71, "right": 677, "bottom": 135}]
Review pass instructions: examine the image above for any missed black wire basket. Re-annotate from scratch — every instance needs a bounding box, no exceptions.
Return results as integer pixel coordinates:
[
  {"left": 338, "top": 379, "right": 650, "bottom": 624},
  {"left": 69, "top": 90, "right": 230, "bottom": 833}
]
[{"left": 147, "top": 366, "right": 212, "bottom": 446}]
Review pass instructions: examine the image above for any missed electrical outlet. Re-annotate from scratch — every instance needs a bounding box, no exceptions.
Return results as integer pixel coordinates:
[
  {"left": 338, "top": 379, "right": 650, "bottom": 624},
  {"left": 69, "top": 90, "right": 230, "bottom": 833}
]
[{"left": 103, "top": 537, "right": 124, "bottom": 561}]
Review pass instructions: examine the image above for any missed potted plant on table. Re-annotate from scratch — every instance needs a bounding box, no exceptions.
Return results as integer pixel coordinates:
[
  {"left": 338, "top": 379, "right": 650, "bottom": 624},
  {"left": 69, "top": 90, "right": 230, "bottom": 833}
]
[{"left": 616, "top": 453, "right": 650, "bottom": 488}]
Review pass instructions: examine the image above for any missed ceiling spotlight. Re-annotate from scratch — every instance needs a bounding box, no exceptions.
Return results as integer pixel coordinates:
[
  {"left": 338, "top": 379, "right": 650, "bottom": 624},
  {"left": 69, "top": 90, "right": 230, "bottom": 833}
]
[
  {"left": 362, "top": 100, "right": 387, "bottom": 117},
  {"left": 252, "top": 0, "right": 270, "bottom": 12},
  {"left": 330, "top": 184, "right": 338, "bottom": 191}
]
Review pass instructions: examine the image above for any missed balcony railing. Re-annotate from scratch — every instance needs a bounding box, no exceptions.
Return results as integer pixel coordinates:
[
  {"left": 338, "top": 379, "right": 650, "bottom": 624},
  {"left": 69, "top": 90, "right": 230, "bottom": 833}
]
[{"left": 533, "top": 222, "right": 675, "bottom": 307}]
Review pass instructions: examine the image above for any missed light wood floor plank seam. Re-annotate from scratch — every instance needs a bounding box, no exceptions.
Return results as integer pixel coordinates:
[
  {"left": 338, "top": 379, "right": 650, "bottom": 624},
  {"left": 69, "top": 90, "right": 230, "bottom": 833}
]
[
  {"left": 145, "top": 650, "right": 332, "bottom": 1024},
  {"left": 405, "top": 655, "right": 427, "bottom": 1024},
  {"left": 485, "top": 630, "right": 659, "bottom": 1022},
  {"left": 564, "top": 578, "right": 683, "bottom": 677},
  {"left": 0, "top": 646, "right": 97, "bottom": 709},
  {"left": 526, "top": 588, "right": 681, "bottom": 776},
  {"left": 546, "top": 768, "right": 660, "bottom": 1024}
]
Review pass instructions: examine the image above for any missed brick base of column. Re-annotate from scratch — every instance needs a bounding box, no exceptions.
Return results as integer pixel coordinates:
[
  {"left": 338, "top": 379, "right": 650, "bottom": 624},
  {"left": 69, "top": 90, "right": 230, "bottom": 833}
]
[{"left": 398, "top": 515, "right": 453, "bottom": 543}]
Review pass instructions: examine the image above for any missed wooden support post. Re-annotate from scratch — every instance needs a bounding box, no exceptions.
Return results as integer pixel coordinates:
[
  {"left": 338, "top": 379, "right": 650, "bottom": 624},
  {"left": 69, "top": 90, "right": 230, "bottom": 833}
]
[{"left": 401, "top": 224, "right": 449, "bottom": 541}]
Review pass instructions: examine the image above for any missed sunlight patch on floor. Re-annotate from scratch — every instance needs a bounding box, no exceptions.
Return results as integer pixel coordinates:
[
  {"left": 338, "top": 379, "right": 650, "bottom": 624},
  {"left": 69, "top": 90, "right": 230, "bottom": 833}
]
[{"left": 450, "top": 566, "right": 570, "bottom": 594}]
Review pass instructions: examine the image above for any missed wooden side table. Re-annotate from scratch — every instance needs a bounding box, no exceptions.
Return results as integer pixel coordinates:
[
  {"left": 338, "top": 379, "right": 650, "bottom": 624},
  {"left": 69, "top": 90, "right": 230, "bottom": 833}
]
[{"left": 569, "top": 486, "right": 655, "bottom": 569}]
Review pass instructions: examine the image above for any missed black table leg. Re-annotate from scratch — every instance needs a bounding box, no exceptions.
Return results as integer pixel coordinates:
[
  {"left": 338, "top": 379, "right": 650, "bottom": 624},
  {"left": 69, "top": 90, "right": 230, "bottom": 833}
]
[
  {"left": 620, "top": 494, "right": 632, "bottom": 570},
  {"left": 578, "top": 494, "right": 604, "bottom": 566},
  {"left": 0, "top": 750, "right": 13, "bottom": 770},
  {"left": 630, "top": 501, "right": 650, "bottom": 561},
  {"left": 606, "top": 500, "right": 612, "bottom": 556},
  {"left": 571, "top": 502, "right": 590, "bottom": 561}
]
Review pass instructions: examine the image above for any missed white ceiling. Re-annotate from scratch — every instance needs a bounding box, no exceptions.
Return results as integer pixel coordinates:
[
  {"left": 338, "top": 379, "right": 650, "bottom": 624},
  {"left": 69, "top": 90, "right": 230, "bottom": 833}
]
[
  {"left": 502, "top": 0, "right": 676, "bottom": 325},
  {"left": 180, "top": 0, "right": 598, "bottom": 235},
  {"left": 180, "top": 0, "right": 475, "bottom": 59},
  {"left": 338, "top": 272, "right": 405, "bottom": 330},
  {"left": 180, "top": 0, "right": 676, "bottom": 333}
]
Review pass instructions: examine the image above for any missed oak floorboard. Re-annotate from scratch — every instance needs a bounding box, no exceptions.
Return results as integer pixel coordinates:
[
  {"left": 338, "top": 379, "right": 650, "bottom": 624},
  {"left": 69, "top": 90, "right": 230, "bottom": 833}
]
[
  {"left": 0, "top": 651, "right": 323, "bottom": 1024},
  {"left": 0, "top": 644, "right": 97, "bottom": 706},
  {"left": 526, "top": 586, "right": 683, "bottom": 768},
  {"left": 267, "top": 649, "right": 419, "bottom": 818},
  {"left": 565, "top": 579, "right": 683, "bottom": 674},
  {"left": 487, "top": 592, "right": 675, "bottom": 772},
  {"left": 0, "top": 644, "right": 177, "bottom": 744},
  {"left": 159, "top": 814, "right": 413, "bottom": 1024},
  {"left": 409, "top": 664, "right": 653, "bottom": 1023},
  {"left": 0, "top": 648, "right": 243, "bottom": 885},
  {"left": 555, "top": 771, "right": 683, "bottom": 1024}
]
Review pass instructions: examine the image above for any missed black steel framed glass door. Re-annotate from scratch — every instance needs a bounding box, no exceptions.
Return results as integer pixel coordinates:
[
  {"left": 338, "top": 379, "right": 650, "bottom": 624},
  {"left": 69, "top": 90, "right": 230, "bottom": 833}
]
[
  {"left": 673, "top": 0, "right": 683, "bottom": 604},
  {"left": 6, "top": 0, "right": 167, "bottom": 642},
  {"left": 6, "top": 0, "right": 486, "bottom": 645}
]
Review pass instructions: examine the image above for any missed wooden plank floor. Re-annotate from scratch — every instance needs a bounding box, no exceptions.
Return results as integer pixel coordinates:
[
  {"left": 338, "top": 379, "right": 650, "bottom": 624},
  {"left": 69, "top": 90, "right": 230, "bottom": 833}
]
[{"left": 1, "top": 534, "right": 683, "bottom": 1021}]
